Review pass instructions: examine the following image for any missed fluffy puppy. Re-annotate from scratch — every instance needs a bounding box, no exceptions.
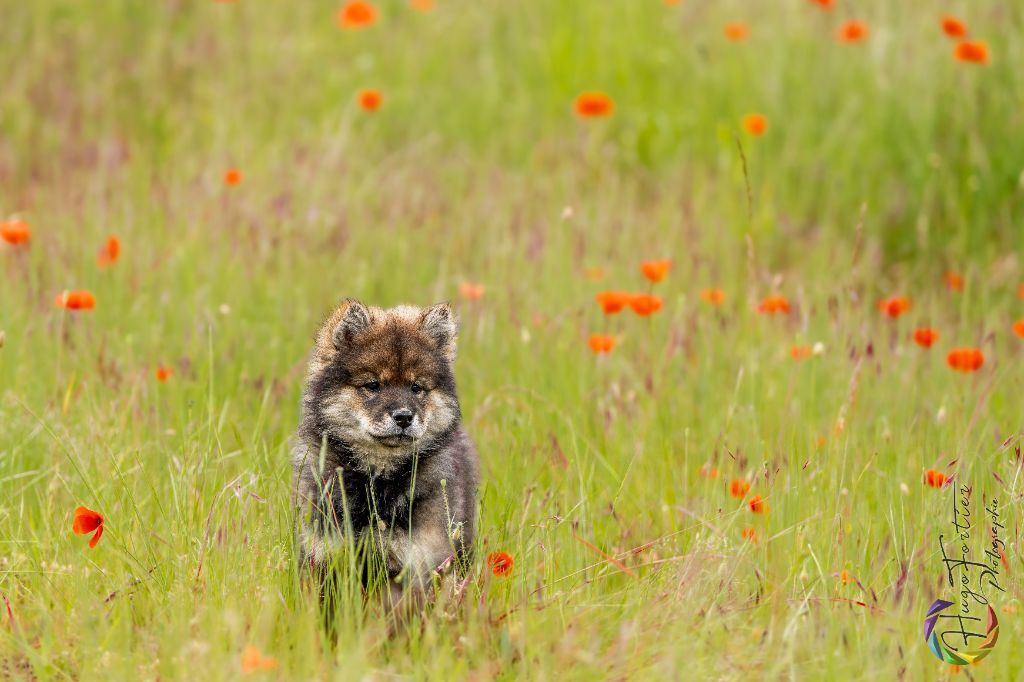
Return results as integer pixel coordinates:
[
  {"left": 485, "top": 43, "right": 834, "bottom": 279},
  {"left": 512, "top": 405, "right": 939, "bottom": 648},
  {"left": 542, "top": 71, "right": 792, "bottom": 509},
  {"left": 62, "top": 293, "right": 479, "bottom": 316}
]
[{"left": 292, "top": 299, "right": 478, "bottom": 621}]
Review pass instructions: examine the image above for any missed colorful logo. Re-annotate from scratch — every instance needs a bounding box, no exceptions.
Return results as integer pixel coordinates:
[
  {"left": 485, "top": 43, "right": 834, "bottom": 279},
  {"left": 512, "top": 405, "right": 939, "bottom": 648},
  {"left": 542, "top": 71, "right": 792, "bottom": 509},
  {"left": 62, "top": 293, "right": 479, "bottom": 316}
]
[{"left": 924, "top": 599, "right": 999, "bottom": 664}]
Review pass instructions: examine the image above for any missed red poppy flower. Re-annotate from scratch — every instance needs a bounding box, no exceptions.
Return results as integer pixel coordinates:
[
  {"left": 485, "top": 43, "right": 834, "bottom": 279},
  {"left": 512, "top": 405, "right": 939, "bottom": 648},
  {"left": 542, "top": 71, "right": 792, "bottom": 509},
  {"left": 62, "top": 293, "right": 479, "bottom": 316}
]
[
  {"left": 358, "top": 89, "right": 382, "bottom": 111},
  {"left": 240, "top": 645, "right": 279, "bottom": 673},
  {"left": 97, "top": 235, "right": 120, "bottom": 267},
  {"left": 628, "top": 293, "right": 663, "bottom": 316},
  {"left": 741, "top": 527, "right": 757, "bottom": 543},
  {"left": 575, "top": 92, "right": 614, "bottom": 118},
  {"left": 155, "top": 366, "right": 174, "bottom": 382},
  {"left": 72, "top": 506, "right": 104, "bottom": 548},
  {"left": 1013, "top": 320, "right": 1024, "bottom": 338},
  {"left": 877, "top": 296, "right": 911, "bottom": 318},
  {"left": 724, "top": 23, "right": 749, "bottom": 42},
  {"left": 640, "top": 259, "right": 672, "bottom": 283},
  {"left": 459, "top": 281, "right": 485, "bottom": 301},
  {"left": 729, "top": 479, "right": 750, "bottom": 498},
  {"left": 809, "top": 0, "right": 833, "bottom": 8},
  {"left": 924, "top": 469, "right": 947, "bottom": 488},
  {"left": 337, "top": 1, "right": 377, "bottom": 28},
  {"left": 700, "top": 288, "right": 725, "bottom": 305},
  {"left": 588, "top": 334, "right": 615, "bottom": 355},
  {"left": 955, "top": 41, "right": 989, "bottom": 64},
  {"left": 941, "top": 16, "right": 968, "bottom": 39},
  {"left": 224, "top": 168, "right": 242, "bottom": 186},
  {"left": 742, "top": 114, "right": 767, "bottom": 136},
  {"left": 748, "top": 495, "right": 768, "bottom": 513},
  {"left": 757, "top": 296, "right": 790, "bottom": 314},
  {"left": 944, "top": 272, "right": 964, "bottom": 292},
  {"left": 596, "top": 291, "right": 630, "bottom": 315},
  {"left": 55, "top": 290, "right": 96, "bottom": 311},
  {"left": 946, "top": 348, "right": 984, "bottom": 372},
  {"left": 0, "top": 220, "right": 30, "bottom": 246},
  {"left": 790, "top": 345, "right": 812, "bottom": 360},
  {"left": 912, "top": 328, "right": 939, "bottom": 348},
  {"left": 487, "top": 551, "right": 513, "bottom": 577},
  {"left": 837, "top": 21, "right": 868, "bottom": 43},
  {"left": 699, "top": 465, "right": 720, "bottom": 479}
]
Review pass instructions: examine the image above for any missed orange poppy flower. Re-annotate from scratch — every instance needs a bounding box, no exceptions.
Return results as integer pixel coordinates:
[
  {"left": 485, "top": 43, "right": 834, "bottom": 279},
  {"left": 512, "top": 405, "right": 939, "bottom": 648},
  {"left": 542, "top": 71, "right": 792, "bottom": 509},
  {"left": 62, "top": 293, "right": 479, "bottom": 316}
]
[
  {"left": 700, "top": 288, "right": 726, "bottom": 305},
  {"left": 575, "top": 92, "right": 614, "bottom": 118},
  {"left": 946, "top": 348, "right": 984, "bottom": 372},
  {"left": 836, "top": 20, "right": 868, "bottom": 43},
  {"left": 357, "top": 89, "right": 382, "bottom": 111},
  {"left": 742, "top": 113, "right": 767, "bottom": 136},
  {"left": 458, "top": 281, "right": 485, "bottom": 301},
  {"left": 0, "top": 220, "right": 30, "bottom": 246},
  {"left": 924, "top": 469, "right": 948, "bottom": 488},
  {"left": 409, "top": 0, "right": 434, "bottom": 11},
  {"left": 729, "top": 479, "right": 750, "bottom": 498},
  {"left": 877, "top": 296, "right": 911, "bottom": 318},
  {"left": 628, "top": 293, "right": 663, "bottom": 316},
  {"left": 944, "top": 272, "right": 964, "bottom": 291},
  {"left": 588, "top": 334, "right": 615, "bottom": 354},
  {"left": 748, "top": 495, "right": 768, "bottom": 513},
  {"left": 72, "top": 506, "right": 104, "bottom": 548},
  {"left": 699, "top": 464, "right": 720, "bottom": 479},
  {"left": 912, "top": 328, "right": 939, "bottom": 348},
  {"left": 155, "top": 366, "right": 174, "bottom": 382},
  {"left": 955, "top": 41, "right": 989, "bottom": 64},
  {"left": 97, "top": 235, "right": 120, "bottom": 267},
  {"left": 240, "top": 645, "right": 279, "bottom": 673},
  {"left": 1013, "top": 320, "right": 1024, "bottom": 338},
  {"left": 790, "top": 345, "right": 812, "bottom": 360},
  {"left": 337, "top": 1, "right": 376, "bottom": 28},
  {"left": 224, "top": 168, "right": 242, "bottom": 186},
  {"left": 487, "top": 551, "right": 513, "bottom": 577},
  {"left": 724, "top": 23, "right": 749, "bottom": 42},
  {"left": 55, "top": 290, "right": 96, "bottom": 311},
  {"left": 741, "top": 527, "right": 757, "bottom": 543},
  {"left": 809, "top": 0, "right": 833, "bottom": 8},
  {"left": 596, "top": 291, "right": 630, "bottom": 315},
  {"left": 640, "top": 259, "right": 672, "bottom": 283},
  {"left": 757, "top": 296, "right": 790, "bottom": 314},
  {"left": 941, "top": 16, "right": 968, "bottom": 39}
]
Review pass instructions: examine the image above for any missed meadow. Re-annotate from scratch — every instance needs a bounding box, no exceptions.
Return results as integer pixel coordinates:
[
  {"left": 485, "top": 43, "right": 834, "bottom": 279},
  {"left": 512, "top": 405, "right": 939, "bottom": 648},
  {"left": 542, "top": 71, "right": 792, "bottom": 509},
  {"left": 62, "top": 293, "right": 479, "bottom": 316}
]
[{"left": 2, "top": 0, "right": 1024, "bottom": 679}]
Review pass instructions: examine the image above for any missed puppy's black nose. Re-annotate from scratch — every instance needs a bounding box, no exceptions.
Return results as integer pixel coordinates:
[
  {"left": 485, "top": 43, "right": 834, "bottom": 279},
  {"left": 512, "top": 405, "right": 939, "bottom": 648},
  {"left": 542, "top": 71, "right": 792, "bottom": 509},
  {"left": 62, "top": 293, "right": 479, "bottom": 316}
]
[{"left": 392, "top": 408, "right": 413, "bottom": 429}]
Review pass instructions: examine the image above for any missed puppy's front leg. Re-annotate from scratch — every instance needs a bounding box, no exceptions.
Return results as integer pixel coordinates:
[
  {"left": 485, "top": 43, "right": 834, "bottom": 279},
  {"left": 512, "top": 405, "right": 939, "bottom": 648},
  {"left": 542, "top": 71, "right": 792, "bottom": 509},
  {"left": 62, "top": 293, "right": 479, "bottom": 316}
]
[{"left": 380, "top": 499, "right": 455, "bottom": 622}]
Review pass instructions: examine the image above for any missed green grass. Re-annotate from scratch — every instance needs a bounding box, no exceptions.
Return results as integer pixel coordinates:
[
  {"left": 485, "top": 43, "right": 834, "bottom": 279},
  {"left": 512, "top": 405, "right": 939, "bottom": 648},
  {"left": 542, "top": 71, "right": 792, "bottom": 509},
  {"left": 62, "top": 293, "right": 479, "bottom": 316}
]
[{"left": 1, "top": 0, "right": 1023, "bottom": 679}]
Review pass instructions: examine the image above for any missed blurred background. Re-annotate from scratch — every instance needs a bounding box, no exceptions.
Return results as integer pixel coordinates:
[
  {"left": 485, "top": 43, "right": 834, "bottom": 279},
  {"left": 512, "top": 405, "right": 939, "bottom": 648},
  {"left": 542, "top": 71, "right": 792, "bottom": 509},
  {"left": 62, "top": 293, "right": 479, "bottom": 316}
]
[{"left": 1, "top": 1, "right": 1023, "bottom": 679}]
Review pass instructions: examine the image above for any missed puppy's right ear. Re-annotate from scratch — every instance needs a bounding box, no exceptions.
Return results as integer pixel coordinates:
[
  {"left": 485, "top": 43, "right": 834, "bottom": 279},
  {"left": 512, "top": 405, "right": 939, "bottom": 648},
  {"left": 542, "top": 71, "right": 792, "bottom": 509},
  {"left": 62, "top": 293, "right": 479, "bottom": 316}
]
[{"left": 332, "top": 299, "right": 372, "bottom": 349}]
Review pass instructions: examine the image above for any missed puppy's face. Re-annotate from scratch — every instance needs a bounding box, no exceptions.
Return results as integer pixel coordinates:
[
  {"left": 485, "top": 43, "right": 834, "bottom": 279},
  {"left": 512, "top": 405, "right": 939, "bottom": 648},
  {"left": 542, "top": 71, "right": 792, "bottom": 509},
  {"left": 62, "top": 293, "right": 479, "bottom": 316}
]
[{"left": 305, "top": 301, "right": 460, "bottom": 475}]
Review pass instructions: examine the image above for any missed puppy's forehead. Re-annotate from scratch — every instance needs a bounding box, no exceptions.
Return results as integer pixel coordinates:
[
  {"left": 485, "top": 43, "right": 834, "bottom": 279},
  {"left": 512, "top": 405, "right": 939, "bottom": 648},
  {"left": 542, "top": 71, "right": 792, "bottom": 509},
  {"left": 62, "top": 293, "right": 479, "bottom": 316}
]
[{"left": 346, "top": 322, "right": 439, "bottom": 380}]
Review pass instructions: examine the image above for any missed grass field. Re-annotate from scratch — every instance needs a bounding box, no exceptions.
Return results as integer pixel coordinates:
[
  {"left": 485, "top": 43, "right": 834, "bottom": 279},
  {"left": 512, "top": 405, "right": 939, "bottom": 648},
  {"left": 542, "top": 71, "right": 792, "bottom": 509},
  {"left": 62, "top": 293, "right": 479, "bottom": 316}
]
[{"left": 2, "top": 1, "right": 1024, "bottom": 679}]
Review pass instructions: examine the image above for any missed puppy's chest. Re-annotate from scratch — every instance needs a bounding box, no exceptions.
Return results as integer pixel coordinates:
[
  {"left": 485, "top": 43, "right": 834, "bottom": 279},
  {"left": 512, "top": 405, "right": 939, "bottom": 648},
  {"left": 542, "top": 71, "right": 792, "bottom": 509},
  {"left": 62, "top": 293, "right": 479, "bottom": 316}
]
[{"left": 338, "top": 473, "right": 414, "bottom": 532}]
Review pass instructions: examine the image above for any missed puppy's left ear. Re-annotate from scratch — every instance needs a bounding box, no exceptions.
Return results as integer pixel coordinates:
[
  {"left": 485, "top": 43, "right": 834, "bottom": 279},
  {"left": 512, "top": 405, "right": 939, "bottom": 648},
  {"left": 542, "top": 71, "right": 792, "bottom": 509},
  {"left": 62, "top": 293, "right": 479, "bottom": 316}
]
[{"left": 420, "top": 303, "right": 458, "bottom": 361}]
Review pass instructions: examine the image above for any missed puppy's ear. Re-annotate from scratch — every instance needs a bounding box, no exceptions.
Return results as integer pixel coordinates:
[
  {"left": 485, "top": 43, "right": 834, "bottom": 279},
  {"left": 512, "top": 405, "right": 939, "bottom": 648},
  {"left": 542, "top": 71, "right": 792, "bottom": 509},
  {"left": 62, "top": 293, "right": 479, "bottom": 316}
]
[
  {"left": 420, "top": 302, "right": 458, "bottom": 361},
  {"left": 333, "top": 299, "right": 372, "bottom": 349}
]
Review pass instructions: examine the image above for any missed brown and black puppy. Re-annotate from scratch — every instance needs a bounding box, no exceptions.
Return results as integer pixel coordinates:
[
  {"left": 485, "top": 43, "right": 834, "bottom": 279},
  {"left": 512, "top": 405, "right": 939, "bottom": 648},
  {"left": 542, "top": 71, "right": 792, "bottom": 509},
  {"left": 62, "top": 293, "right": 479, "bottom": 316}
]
[{"left": 292, "top": 299, "right": 478, "bottom": 622}]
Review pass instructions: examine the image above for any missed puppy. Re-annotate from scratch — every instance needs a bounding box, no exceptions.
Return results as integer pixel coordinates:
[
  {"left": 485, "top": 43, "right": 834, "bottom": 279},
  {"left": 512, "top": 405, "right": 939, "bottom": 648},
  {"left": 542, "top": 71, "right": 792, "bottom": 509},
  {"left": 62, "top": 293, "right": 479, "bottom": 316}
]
[{"left": 292, "top": 299, "right": 478, "bottom": 623}]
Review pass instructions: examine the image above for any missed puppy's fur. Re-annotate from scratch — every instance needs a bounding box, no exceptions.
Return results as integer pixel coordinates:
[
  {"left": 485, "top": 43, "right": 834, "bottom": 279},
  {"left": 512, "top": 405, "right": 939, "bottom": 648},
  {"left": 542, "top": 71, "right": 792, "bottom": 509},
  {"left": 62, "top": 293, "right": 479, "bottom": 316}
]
[{"left": 292, "top": 299, "right": 478, "bottom": 620}]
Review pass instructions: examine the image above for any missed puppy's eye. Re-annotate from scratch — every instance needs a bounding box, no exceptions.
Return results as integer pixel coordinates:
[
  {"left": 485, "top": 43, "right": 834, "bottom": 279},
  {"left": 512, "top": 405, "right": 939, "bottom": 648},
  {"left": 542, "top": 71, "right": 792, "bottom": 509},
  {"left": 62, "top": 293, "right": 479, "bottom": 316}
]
[
  {"left": 362, "top": 381, "right": 381, "bottom": 392},
  {"left": 411, "top": 383, "right": 424, "bottom": 395}
]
